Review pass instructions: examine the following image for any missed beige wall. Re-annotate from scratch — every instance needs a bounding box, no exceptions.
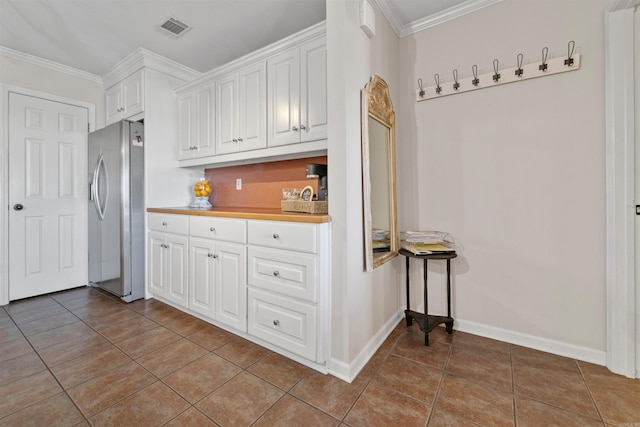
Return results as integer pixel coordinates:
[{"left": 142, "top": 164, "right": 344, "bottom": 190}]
[
  {"left": 0, "top": 54, "right": 104, "bottom": 127},
  {"left": 327, "top": 0, "right": 402, "bottom": 373},
  {"left": 396, "top": 0, "right": 607, "bottom": 352}
]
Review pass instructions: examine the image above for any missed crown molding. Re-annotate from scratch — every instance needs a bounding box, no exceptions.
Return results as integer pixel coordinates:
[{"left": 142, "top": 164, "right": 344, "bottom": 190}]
[
  {"left": 608, "top": 0, "right": 640, "bottom": 11},
  {"left": 0, "top": 46, "right": 103, "bottom": 83},
  {"left": 375, "top": 0, "right": 504, "bottom": 38},
  {"left": 102, "top": 47, "right": 202, "bottom": 88}
]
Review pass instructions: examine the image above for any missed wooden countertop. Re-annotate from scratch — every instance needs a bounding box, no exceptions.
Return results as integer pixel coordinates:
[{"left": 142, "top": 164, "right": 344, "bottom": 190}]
[{"left": 147, "top": 206, "right": 330, "bottom": 224}]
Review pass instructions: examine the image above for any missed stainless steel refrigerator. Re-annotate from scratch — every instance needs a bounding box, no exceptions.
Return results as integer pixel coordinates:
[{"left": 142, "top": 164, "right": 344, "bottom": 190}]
[{"left": 88, "top": 120, "right": 145, "bottom": 302}]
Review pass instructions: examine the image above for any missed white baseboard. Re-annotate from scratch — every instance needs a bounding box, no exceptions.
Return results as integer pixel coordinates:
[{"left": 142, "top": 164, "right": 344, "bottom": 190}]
[
  {"left": 454, "top": 319, "right": 607, "bottom": 366},
  {"left": 327, "top": 314, "right": 607, "bottom": 383},
  {"left": 327, "top": 309, "right": 404, "bottom": 383}
]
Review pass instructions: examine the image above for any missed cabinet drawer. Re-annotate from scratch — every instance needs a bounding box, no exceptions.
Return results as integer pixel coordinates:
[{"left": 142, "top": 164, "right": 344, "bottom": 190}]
[
  {"left": 248, "top": 247, "right": 316, "bottom": 303},
  {"left": 190, "top": 216, "right": 247, "bottom": 243},
  {"left": 248, "top": 288, "right": 317, "bottom": 361},
  {"left": 148, "top": 213, "right": 189, "bottom": 234},
  {"left": 248, "top": 220, "right": 316, "bottom": 253}
]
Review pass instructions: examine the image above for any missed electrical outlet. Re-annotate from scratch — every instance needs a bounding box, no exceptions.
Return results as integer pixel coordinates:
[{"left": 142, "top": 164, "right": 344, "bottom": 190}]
[{"left": 236, "top": 178, "right": 242, "bottom": 190}]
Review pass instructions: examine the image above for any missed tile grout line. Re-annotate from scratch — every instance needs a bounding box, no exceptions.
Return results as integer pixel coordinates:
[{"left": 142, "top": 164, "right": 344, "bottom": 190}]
[
  {"left": 423, "top": 335, "right": 453, "bottom": 427},
  {"left": 575, "top": 359, "right": 606, "bottom": 424},
  {"left": 2, "top": 297, "right": 91, "bottom": 425},
  {"left": 510, "top": 343, "right": 518, "bottom": 427}
]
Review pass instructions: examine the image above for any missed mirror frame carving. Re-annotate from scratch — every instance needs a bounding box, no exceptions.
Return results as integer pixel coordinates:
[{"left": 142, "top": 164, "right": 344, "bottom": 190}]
[{"left": 361, "top": 75, "right": 398, "bottom": 272}]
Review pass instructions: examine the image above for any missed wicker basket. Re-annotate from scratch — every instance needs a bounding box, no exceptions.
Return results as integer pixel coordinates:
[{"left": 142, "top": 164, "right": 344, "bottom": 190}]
[{"left": 281, "top": 200, "right": 328, "bottom": 214}]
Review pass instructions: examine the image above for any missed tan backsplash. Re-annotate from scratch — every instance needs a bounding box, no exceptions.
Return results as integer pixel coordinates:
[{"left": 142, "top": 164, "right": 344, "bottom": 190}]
[{"left": 204, "top": 156, "right": 327, "bottom": 209}]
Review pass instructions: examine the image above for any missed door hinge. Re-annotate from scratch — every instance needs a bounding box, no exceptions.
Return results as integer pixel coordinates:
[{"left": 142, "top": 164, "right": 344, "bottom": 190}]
[{"left": 636, "top": 205, "right": 640, "bottom": 215}]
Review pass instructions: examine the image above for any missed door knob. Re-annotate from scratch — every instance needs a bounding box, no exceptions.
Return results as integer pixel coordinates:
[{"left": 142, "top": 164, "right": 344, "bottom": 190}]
[{"left": 13, "top": 204, "right": 24, "bottom": 211}]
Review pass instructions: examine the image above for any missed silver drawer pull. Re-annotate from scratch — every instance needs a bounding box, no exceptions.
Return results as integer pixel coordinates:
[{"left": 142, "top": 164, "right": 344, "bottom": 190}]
[
  {"left": 273, "top": 320, "right": 280, "bottom": 327},
  {"left": 272, "top": 233, "right": 279, "bottom": 239},
  {"left": 210, "top": 227, "right": 216, "bottom": 232},
  {"left": 273, "top": 271, "right": 280, "bottom": 277}
]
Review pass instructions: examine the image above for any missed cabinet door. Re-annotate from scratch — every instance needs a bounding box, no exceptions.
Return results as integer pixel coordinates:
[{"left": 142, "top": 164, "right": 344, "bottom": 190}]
[
  {"left": 189, "top": 237, "right": 215, "bottom": 319},
  {"left": 166, "top": 233, "right": 189, "bottom": 307},
  {"left": 267, "top": 47, "right": 300, "bottom": 147},
  {"left": 122, "top": 70, "right": 144, "bottom": 119},
  {"left": 105, "top": 84, "right": 122, "bottom": 126},
  {"left": 300, "top": 39, "right": 327, "bottom": 142},
  {"left": 215, "top": 242, "right": 247, "bottom": 331},
  {"left": 148, "top": 231, "right": 166, "bottom": 297},
  {"left": 215, "top": 73, "right": 238, "bottom": 155},
  {"left": 237, "top": 62, "right": 267, "bottom": 152},
  {"left": 177, "top": 93, "right": 195, "bottom": 160},
  {"left": 195, "top": 85, "right": 215, "bottom": 157}
]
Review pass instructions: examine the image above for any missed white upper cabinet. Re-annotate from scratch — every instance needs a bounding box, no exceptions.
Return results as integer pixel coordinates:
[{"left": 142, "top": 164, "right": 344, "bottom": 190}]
[
  {"left": 268, "top": 38, "right": 327, "bottom": 147},
  {"left": 215, "top": 62, "right": 267, "bottom": 155},
  {"left": 106, "top": 69, "right": 145, "bottom": 125},
  {"left": 175, "top": 22, "right": 326, "bottom": 167},
  {"left": 178, "top": 83, "right": 215, "bottom": 160}
]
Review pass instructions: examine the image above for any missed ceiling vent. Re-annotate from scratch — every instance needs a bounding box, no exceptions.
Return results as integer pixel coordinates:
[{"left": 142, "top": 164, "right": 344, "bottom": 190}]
[{"left": 155, "top": 16, "right": 192, "bottom": 38}]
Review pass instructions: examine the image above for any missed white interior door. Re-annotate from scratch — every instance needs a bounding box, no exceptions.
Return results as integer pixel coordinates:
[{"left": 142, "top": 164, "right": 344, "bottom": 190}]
[{"left": 8, "top": 92, "right": 88, "bottom": 301}]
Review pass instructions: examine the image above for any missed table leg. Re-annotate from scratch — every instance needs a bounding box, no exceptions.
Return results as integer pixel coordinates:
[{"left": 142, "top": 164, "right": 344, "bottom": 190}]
[
  {"left": 446, "top": 258, "right": 453, "bottom": 334},
  {"left": 446, "top": 259, "right": 451, "bottom": 318},
  {"left": 405, "top": 256, "right": 412, "bottom": 327},
  {"left": 424, "top": 259, "right": 429, "bottom": 346}
]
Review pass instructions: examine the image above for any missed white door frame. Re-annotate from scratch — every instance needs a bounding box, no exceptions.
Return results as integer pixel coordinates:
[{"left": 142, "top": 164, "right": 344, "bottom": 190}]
[
  {"left": 0, "top": 85, "right": 96, "bottom": 306},
  {"left": 605, "top": 0, "right": 639, "bottom": 378}
]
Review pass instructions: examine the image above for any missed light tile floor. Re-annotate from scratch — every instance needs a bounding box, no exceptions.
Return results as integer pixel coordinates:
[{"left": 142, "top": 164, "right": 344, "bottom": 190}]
[{"left": 1, "top": 286, "right": 639, "bottom": 426}]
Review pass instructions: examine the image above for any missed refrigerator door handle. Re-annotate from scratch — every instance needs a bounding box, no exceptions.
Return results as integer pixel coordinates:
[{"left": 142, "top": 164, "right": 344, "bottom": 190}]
[{"left": 92, "top": 154, "right": 108, "bottom": 221}]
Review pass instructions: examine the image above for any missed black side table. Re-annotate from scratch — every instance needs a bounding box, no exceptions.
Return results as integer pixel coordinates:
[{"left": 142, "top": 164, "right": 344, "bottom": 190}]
[{"left": 399, "top": 248, "right": 457, "bottom": 346}]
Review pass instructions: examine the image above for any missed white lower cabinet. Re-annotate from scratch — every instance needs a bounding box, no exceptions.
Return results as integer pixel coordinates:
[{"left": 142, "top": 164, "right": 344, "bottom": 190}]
[
  {"left": 247, "top": 220, "right": 327, "bottom": 363},
  {"left": 148, "top": 214, "right": 189, "bottom": 307},
  {"left": 148, "top": 213, "right": 328, "bottom": 366},
  {"left": 248, "top": 288, "right": 317, "bottom": 360},
  {"left": 189, "top": 217, "right": 247, "bottom": 330},
  {"left": 189, "top": 237, "right": 216, "bottom": 318}
]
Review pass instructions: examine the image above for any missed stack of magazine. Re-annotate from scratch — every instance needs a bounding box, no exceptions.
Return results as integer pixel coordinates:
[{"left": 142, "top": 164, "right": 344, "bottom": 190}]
[{"left": 400, "top": 231, "right": 457, "bottom": 255}]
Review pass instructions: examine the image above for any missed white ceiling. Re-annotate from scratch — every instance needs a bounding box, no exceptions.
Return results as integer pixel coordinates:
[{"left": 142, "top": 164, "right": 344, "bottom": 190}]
[{"left": 0, "top": 0, "right": 499, "bottom": 78}]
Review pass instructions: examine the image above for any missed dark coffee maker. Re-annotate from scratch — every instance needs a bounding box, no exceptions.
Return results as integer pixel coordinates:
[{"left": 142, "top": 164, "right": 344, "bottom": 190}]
[{"left": 305, "top": 164, "right": 328, "bottom": 201}]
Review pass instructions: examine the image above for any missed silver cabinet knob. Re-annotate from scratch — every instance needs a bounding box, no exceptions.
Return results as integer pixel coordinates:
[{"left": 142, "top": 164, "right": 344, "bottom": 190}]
[
  {"left": 292, "top": 126, "right": 298, "bottom": 131},
  {"left": 13, "top": 204, "right": 24, "bottom": 211},
  {"left": 210, "top": 227, "right": 216, "bottom": 232},
  {"left": 208, "top": 253, "right": 218, "bottom": 259},
  {"left": 162, "top": 222, "right": 167, "bottom": 226},
  {"left": 273, "top": 320, "right": 280, "bottom": 326},
  {"left": 273, "top": 271, "right": 280, "bottom": 277},
  {"left": 232, "top": 138, "right": 238, "bottom": 143},
  {"left": 272, "top": 233, "right": 279, "bottom": 239},
  {"left": 237, "top": 137, "right": 243, "bottom": 142},
  {"left": 300, "top": 124, "right": 306, "bottom": 130}
]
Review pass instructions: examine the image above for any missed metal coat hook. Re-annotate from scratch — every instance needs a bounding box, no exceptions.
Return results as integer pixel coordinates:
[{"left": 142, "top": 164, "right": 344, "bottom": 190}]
[
  {"left": 472, "top": 64, "right": 479, "bottom": 86},
  {"left": 539, "top": 47, "right": 549, "bottom": 71},
  {"left": 434, "top": 74, "right": 442, "bottom": 94},
  {"left": 492, "top": 59, "right": 501, "bottom": 82},
  {"left": 515, "top": 53, "right": 524, "bottom": 77},
  {"left": 452, "top": 69, "right": 460, "bottom": 90},
  {"left": 565, "top": 41, "right": 575, "bottom": 66},
  {"left": 417, "top": 78, "right": 425, "bottom": 97}
]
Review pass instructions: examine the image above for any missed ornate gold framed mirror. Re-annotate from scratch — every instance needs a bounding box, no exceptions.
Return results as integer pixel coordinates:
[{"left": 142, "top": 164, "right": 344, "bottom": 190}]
[{"left": 361, "top": 75, "right": 398, "bottom": 272}]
